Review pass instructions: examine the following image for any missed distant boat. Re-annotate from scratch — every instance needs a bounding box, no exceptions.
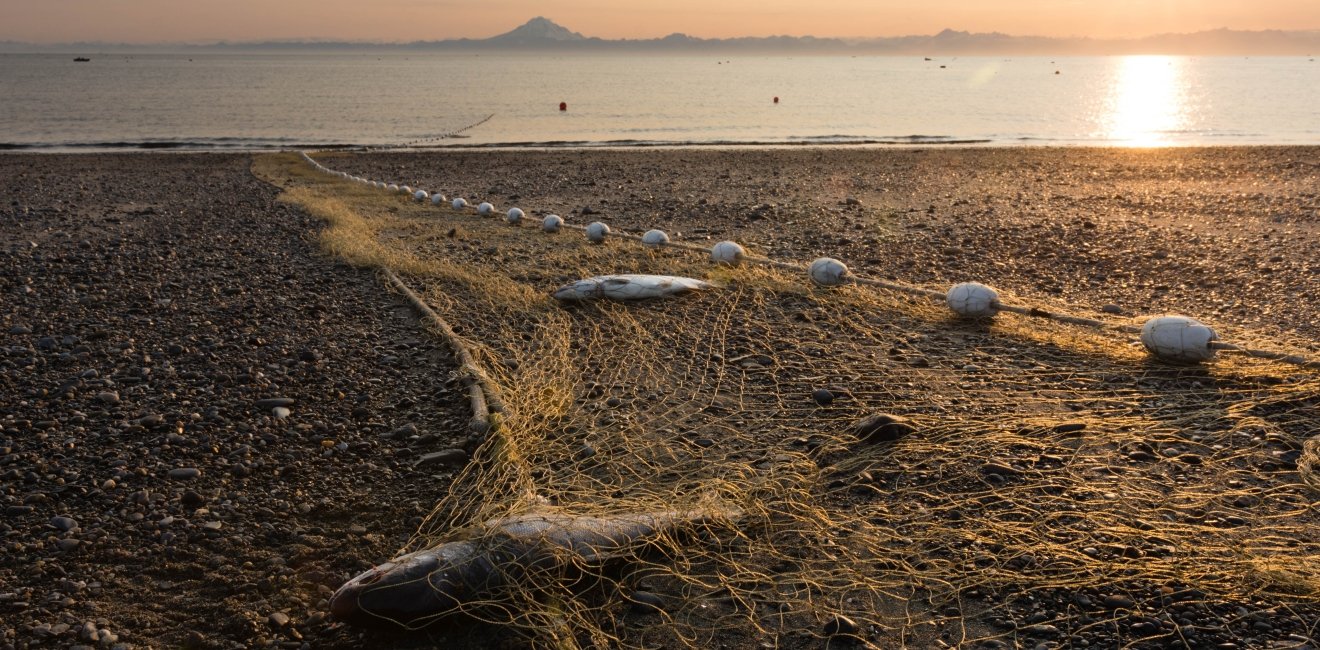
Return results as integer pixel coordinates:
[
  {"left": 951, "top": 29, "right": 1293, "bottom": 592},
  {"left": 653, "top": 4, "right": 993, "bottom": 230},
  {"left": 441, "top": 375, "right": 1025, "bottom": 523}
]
[{"left": 73, "top": 57, "right": 90, "bottom": 62}]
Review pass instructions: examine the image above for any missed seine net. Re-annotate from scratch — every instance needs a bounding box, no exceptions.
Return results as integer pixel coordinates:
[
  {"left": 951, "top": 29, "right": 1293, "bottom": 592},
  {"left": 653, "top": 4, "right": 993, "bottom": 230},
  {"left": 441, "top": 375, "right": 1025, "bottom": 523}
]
[{"left": 269, "top": 153, "right": 1320, "bottom": 649}]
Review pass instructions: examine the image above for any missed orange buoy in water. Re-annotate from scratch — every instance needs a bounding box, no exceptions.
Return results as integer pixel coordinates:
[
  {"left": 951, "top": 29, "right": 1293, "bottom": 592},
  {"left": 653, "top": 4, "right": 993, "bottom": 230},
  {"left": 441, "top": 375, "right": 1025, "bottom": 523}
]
[
  {"left": 559, "top": 102, "right": 567, "bottom": 111},
  {"left": 773, "top": 96, "right": 779, "bottom": 104}
]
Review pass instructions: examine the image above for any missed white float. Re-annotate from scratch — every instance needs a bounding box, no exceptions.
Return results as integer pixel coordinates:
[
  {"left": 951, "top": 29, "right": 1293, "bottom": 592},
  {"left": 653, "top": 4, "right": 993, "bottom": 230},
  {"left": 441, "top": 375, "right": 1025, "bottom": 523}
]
[
  {"left": 452, "top": 198, "right": 468, "bottom": 210},
  {"left": 414, "top": 190, "right": 429, "bottom": 202},
  {"left": 431, "top": 193, "right": 446, "bottom": 206},
  {"left": 641, "top": 229, "right": 669, "bottom": 248},
  {"left": 553, "top": 275, "right": 712, "bottom": 301},
  {"left": 477, "top": 202, "right": 495, "bottom": 216},
  {"left": 586, "top": 222, "right": 610, "bottom": 243},
  {"left": 506, "top": 208, "right": 524, "bottom": 224},
  {"left": 809, "top": 258, "right": 850, "bottom": 286},
  {"left": 946, "top": 282, "right": 1000, "bottom": 318},
  {"left": 401, "top": 186, "right": 413, "bottom": 195},
  {"left": 711, "top": 241, "right": 746, "bottom": 266},
  {"left": 388, "top": 184, "right": 399, "bottom": 192},
  {"left": 1140, "top": 316, "right": 1219, "bottom": 363},
  {"left": 543, "top": 215, "right": 564, "bottom": 233}
]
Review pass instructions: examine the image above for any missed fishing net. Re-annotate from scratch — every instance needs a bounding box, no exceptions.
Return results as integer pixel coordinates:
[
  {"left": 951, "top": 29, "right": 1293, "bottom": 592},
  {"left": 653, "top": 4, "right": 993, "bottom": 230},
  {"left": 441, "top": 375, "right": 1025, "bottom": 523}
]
[{"left": 260, "top": 152, "right": 1320, "bottom": 649}]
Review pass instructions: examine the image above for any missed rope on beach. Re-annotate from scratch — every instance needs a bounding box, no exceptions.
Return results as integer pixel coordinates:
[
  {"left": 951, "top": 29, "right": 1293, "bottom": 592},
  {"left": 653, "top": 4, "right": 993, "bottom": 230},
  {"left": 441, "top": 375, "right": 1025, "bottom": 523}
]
[
  {"left": 381, "top": 268, "right": 505, "bottom": 433},
  {"left": 297, "top": 150, "right": 1319, "bottom": 370}
]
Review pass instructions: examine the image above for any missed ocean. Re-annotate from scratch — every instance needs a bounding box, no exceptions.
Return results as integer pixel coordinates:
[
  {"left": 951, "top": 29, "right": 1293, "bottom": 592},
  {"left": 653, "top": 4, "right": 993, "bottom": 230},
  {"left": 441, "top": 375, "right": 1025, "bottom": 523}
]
[{"left": 1, "top": 52, "right": 1317, "bottom": 150}]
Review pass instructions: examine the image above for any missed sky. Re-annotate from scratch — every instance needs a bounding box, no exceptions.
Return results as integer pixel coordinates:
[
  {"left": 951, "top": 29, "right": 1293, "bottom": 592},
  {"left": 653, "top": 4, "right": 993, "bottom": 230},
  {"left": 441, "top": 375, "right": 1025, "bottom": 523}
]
[{"left": 2, "top": 0, "right": 1318, "bottom": 44}]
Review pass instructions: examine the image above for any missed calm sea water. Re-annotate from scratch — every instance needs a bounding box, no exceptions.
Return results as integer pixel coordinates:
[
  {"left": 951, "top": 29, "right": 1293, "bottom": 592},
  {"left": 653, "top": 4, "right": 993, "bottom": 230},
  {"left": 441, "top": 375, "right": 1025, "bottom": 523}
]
[{"left": 1, "top": 52, "right": 1317, "bottom": 150}]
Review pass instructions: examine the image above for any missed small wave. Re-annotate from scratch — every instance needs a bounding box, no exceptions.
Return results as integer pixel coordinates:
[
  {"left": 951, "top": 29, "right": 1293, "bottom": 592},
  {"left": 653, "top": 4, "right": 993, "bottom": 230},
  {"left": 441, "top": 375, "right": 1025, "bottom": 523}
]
[{"left": 0, "top": 137, "right": 364, "bottom": 152}]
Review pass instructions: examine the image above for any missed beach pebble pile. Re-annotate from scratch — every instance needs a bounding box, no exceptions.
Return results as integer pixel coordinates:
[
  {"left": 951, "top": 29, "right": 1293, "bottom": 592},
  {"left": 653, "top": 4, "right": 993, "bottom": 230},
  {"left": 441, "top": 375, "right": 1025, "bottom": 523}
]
[{"left": 0, "top": 154, "right": 476, "bottom": 648}]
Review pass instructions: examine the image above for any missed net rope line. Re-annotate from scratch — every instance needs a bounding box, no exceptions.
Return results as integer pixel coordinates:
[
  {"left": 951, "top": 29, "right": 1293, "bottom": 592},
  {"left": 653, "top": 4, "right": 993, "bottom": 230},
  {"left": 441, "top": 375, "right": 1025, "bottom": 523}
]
[
  {"left": 272, "top": 152, "right": 1320, "bottom": 648},
  {"left": 363, "top": 113, "right": 496, "bottom": 151},
  {"left": 297, "top": 150, "right": 1318, "bottom": 369}
]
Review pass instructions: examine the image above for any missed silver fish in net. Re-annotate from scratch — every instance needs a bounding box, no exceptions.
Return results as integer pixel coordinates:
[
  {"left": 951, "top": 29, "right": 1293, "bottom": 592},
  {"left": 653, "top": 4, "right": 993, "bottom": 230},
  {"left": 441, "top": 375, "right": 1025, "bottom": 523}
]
[
  {"left": 329, "top": 507, "right": 738, "bottom": 628},
  {"left": 552, "top": 275, "right": 713, "bottom": 302}
]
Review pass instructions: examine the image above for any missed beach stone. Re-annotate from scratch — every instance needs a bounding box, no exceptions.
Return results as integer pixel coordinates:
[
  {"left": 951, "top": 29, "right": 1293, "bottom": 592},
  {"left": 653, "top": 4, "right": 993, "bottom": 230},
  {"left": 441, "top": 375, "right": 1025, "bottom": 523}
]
[
  {"left": 95, "top": 391, "right": 120, "bottom": 405},
  {"left": 854, "top": 413, "right": 915, "bottom": 443},
  {"left": 271, "top": 406, "right": 290, "bottom": 419},
  {"left": 51, "top": 516, "right": 78, "bottom": 532},
  {"left": 1103, "top": 594, "right": 1136, "bottom": 610},
  {"left": 56, "top": 538, "right": 81, "bottom": 552},
  {"left": 628, "top": 590, "right": 665, "bottom": 614},
  {"left": 812, "top": 388, "right": 835, "bottom": 406},
  {"left": 1101, "top": 304, "right": 1123, "bottom": 314},
  {"left": 255, "top": 397, "right": 295, "bottom": 410},
  {"left": 167, "top": 467, "right": 201, "bottom": 480},
  {"left": 9, "top": 325, "right": 32, "bottom": 334},
  {"left": 268, "top": 612, "right": 290, "bottom": 629},
  {"left": 415, "top": 449, "right": 468, "bottom": 468},
  {"left": 823, "top": 613, "right": 861, "bottom": 638}
]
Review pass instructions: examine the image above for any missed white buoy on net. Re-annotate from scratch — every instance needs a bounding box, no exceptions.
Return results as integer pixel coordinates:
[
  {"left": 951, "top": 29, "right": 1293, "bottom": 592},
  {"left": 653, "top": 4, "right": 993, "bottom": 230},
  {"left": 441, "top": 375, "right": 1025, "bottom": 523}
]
[
  {"left": 477, "top": 202, "right": 495, "bottom": 216},
  {"left": 452, "top": 198, "right": 468, "bottom": 210},
  {"left": 401, "top": 185, "right": 413, "bottom": 195},
  {"left": 414, "top": 190, "right": 429, "bottom": 202},
  {"left": 711, "top": 241, "right": 746, "bottom": 265},
  {"left": 1140, "top": 316, "right": 1219, "bottom": 363},
  {"left": 642, "top": 229, "right": 669, "bottom": 248},
  {"left": 506, "top": 207, "right": 524, "bottom": 224},
  {"left": 543, "top": 214, "right": 564, "bottom": 233},
  {"left": 431, "top": 193, "right": 446, "bottom": 206},
  {"left": 388, "top": 184, "right": 399, "bottom": 192},
  {"left": 809, "top": 258, "right": 850, "bottom": 286},
  {"left": 946, "top": 282, "right": 1000, "bottom": 318},
  {"left": 586, "top": 221, "right": 610, "bottom": 243}
]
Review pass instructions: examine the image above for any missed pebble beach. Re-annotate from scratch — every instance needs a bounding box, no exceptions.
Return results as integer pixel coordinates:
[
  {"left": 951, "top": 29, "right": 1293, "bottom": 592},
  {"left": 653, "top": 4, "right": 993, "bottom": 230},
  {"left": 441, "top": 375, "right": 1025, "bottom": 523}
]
[{"left": 2, "top": 147, "right": 1318, "bottom": 649}]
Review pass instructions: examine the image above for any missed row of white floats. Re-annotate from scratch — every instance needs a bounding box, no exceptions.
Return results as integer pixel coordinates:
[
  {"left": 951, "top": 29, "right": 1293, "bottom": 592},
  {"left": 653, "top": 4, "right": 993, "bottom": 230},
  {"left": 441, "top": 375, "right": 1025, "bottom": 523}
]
[{"left": 300, "top": 152, "right": 1230, "bottom": 366}]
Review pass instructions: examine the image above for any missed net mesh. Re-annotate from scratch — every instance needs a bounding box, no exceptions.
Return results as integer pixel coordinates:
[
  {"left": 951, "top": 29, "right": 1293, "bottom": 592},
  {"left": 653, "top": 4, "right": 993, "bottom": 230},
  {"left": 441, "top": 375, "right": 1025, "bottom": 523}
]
[{"left": 263, "top": 153, "right": 1320, "bottom": 648}]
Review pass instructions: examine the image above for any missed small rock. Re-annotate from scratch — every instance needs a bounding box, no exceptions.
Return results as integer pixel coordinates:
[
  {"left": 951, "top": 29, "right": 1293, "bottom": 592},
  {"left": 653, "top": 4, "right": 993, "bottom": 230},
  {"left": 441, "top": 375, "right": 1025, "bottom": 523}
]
[
  {"left": 628, "top": 590, "right": 665, "bottom": 614},
  {"left": 1103, "top": 594, "right": 1135, "bottom": 610},
  {"left": 415, "top": 449, "right": 468, "bottom": 468},
  {"left": 271, "top": 406, "right": 291, "bottom": 419},
  {"left": 255, "top": 397, "right": 296, "bottom": 410},
  {"left": 1101, "top": 304, "right": 1123, "bottom": 315},
  {"left": 854, "top": 413, "right": 916, "bottom": 443},
  {"left": 268, "top": 612, "right": 290, "bottom": 628},
  {"left": 167, "top": 467, "right": 201, "bottom": 480},
  {"left": 823, "top": 613, "right": 861, "bottom": 638},
  {"left": 386, "top": 423, "right": 419, "bottom": 439},
  {"left": 9, "top": 325, "right": 32, "bottom": 334},
  {"left": 51, "top": 516, "right": 78, "bottom": 532},
  {"left": 56, "top": 538, "right": 81, "bottom": 552},
  {"left": 1023, "top": 624, "right": 1061, "bottom": 637},
  {"left": 1053, "top": 422, "right": 1087, "bottom": 434},
  {"left": 95, "top": 391, "right": 120, "bottom": 405},
  {"left": 811, "top": 388, "right": 834, "bottom": 406}
]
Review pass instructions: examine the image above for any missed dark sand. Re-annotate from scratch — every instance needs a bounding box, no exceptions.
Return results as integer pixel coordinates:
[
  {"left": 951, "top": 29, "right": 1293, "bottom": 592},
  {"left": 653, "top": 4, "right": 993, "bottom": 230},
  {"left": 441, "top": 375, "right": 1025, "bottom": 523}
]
[{"left": 2, "top": 147, "right": 1318, "bottom": 649}]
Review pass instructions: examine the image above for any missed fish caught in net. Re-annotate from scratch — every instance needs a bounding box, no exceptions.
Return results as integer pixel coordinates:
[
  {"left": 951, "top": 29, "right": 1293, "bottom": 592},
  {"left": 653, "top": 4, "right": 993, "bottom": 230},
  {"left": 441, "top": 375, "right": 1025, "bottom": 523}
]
[{"left": 262, "top": 152, "right": 1320, "bottom": 649}]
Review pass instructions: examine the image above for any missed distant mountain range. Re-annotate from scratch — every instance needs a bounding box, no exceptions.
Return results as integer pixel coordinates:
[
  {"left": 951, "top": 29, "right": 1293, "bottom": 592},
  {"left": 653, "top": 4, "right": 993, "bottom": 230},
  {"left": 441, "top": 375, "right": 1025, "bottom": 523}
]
[{"left": 6, "top": 17, "right": 1320, "bottom": 55}]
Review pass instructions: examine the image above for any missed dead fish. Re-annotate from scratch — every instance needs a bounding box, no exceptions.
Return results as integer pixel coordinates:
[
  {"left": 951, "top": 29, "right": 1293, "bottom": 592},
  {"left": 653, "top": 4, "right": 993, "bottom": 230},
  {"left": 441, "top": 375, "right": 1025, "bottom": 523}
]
[
  {"left": 552, "top": 274, "right": 712, "bottom": 302},
  {"left": 330, "top": 507, "right": 736, "bottom": 628}
]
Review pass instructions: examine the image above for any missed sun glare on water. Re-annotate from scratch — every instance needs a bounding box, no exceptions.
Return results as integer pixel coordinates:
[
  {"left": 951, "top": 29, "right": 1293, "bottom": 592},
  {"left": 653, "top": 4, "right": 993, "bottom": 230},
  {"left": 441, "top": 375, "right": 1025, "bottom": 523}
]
[{"left": 1105, "top": 55, "right": 1189, "bottom": 147}]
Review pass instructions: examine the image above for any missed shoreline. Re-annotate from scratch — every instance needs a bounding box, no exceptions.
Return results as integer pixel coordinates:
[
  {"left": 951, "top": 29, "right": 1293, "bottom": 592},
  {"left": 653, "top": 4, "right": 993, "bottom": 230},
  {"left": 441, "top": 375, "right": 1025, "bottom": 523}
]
[{"left": 5, "top": 140, "right": 1320, "bottom": 153}]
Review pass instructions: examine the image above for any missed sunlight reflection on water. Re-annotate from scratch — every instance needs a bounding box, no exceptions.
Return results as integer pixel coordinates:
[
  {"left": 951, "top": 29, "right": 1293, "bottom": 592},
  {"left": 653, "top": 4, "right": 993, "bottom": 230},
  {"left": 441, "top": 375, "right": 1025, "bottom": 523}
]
[{"left": 1105, "top": 56, "right": 1188, "bottom": 147}]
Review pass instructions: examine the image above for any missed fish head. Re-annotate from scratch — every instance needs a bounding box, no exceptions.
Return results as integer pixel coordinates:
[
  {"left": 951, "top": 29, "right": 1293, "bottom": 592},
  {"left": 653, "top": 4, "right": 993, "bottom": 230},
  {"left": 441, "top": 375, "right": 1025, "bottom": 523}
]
[
  {"left": 551, "top": 279, "right": 602, "bottom": 301},
  {"left": 329, "top": 541, "right": 488, "bottom": 628}
]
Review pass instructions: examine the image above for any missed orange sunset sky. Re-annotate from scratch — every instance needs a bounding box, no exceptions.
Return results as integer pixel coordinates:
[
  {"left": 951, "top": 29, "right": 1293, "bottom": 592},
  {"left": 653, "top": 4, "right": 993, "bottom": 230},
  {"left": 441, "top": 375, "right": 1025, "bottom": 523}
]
[{"left": 3, "top": 0, "right": 1318, "bottom": 44}]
